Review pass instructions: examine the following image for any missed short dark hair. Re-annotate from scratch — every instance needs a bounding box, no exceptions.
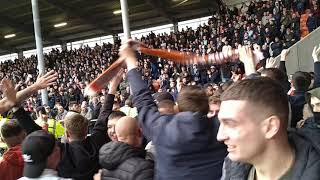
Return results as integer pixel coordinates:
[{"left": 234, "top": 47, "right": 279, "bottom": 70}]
[
  {"left": 69, "top": 100, "right": 79, "bottom": 107},
  {"left": 1, "top": 120, "right": 23, "bottom": 139},
  {"left": 209, "top": 95, "right": 221, "bottom": 104},
  {"left": 177, "top": 85, "right": 209, "bottom": 114},
  {"left": 158, "top": 100, "right": 175, "bottom": 110},
  {"left": 261, "top": 68, "right": 288, "bottom": 83},
  {"left": 292, "top": 71, "right": 311, "bottom": 92},
  {"left": 221, "top": 78, "right": 289, "bottom": 126},
  {"left": 36, "top": 106, "right": 46, "bottom": 115},
  {"left": 154, "top": 92, "right": 174, "bottom": 103},
  {"left": 108, "top": 111, "right": 126, "bottom": 120}
]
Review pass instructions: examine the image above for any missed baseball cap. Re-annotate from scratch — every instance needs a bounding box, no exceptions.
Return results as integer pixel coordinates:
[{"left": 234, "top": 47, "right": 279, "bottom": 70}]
[{"left": 22, "top": 130, "right": 56, "bottom": 178}]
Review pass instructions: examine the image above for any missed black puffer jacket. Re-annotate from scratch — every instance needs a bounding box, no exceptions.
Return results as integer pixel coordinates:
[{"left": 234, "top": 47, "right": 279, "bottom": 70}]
[{"left": 99, "top": 141, "right": 154, "bottom": 180}]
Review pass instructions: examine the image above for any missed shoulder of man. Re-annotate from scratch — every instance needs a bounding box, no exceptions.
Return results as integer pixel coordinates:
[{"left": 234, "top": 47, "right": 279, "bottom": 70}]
[
  {"left": 288, "top": 129, "right": 320, "bottom": 178},
  {"left": 120, "top": 156, "right": 154, "bottom": 175},
  {"left": 221, "top": 157, "right": 251, "bottom": 180}
]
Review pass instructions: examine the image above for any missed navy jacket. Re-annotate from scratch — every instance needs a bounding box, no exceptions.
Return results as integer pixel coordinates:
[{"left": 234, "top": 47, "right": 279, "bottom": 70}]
[
  {"left": 127, "top": 68, "right": 227, "bottom": 180},
  {"left": 289, "top": 91, "right": 306, "bottom": 128},
  {"left": 285, "top": 62, "right": 320, "bottom": 128}
]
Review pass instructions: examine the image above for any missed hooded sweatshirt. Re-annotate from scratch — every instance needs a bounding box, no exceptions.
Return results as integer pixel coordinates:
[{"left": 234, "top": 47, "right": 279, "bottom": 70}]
[
  {"left": 99, "top": 141, "right": 154, "bottom": 180},
  {"left": 0, "top": 144, "right": 24, "bottom": 180}
]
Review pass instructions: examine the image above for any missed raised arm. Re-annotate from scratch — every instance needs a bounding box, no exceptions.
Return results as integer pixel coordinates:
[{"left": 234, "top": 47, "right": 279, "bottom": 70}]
[
  {"left": 7, "top": 71, "right": 58, "bottom": 134},
  {"left": 0, "top": 70, "right": 58, "bottom": 114},
  {"left": 0, "top": 78, "right": 17, "bottom": 113},
  {"left": 279, "top": 49, "right": 289, "bottom": 74},
  {"left": 16, "top": 70, "right": 57, "bottom": 102},
  {"left": 91, "top": 69, "right": 124, "bottom": 147},
  {"left": 120, "top": 40, "right": 167, "bottom": 140},
  {"left": 313, "top": 44, "right": 320, "bottom": 88},
  {"left": 238, "top": 45, "right": 258, "bottom": 76}
]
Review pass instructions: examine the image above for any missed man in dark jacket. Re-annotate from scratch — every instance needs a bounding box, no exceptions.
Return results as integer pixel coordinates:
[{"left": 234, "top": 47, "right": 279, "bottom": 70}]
[
  {"left": 96, "top": 116, "right": 154, "bottom": 180},
  {"left": 270, "top": 37, "right": 283, "bottom": 57},
  {"left": 120, "top": 41, "right": 227, "bottom": 180},
  {"left": 12, "top": 71, "right": 124, "bottom": 180},
  {"left": 301, "top": 87, "right": 320, "bottom": 130},
  {"left": 307, "top": 12, "right": 317, "bottom": 33},
  {"left": 218, "top": 78, "right": 320, "bottom": 180},
  {"left": 289, "top": 71, "right": 311, "bottom": 128}
]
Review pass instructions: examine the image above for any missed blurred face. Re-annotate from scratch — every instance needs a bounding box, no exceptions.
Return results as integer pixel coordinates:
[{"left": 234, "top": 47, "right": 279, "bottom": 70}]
[
  {"left": 107, "top": 119, "right": 118, "bottom": 141},
  {"left": 58, "top": 106, "right": 64, "bottom": 113},
  {"left": 92, "top": 97, "right": 98, "bottom": 105},
  {"left": 68, "top": 88, "right": 74, "bottom": 94},
  {"left": 81, "top": 103, "right": 87, "bottom": 112},
  {"left": 207, "top": 102, "right": 220, "bottom": 118},
  {"left": 100, "top": 96, "right": 105, "bottom": 103},
  {"left": 170, "top": 81, "right": 176, "bottom": 88},
  {"left": 71, "top": 104, "right": 81, "bottom": 113},
  {"left": 311, "top": 96, "right": 320, "bottom": 112},
  {"left": 217, "top": 100, "right": 266, "bottom": 163},
  {"left": 40, "top": 112, "right": 48, "bottom": 121},
  {"left": 45, "top": 106, "right": 51, "bottom": 113}
]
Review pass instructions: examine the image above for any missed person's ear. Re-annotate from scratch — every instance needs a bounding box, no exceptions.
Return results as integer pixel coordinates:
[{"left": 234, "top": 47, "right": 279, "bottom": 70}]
[
  {"left": 0, "top": 137, "right": 5, "bottom": 143},
  {"left": 137, "top": 128, "right": 142, "bottom": 138},
  {"left": 19, "top": 132, "right": 27, "bottom": 141},
  {"left": 66, "top": 130, "right": 71, "bottom": 138},
  {"left": 174, "top": 104, "right": 180, "bottom": 113},
  {"left": 262, "top": 116, "right": 281, "bottom": 139}
]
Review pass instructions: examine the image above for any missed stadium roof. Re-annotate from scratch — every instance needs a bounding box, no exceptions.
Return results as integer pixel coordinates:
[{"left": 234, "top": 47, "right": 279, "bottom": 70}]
[{"left": 0, "top": 0, "right": 219, "bottom": 55}]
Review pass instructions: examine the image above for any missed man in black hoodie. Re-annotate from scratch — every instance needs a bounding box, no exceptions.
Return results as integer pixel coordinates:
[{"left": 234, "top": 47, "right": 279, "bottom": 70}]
[
  {"left": 96, "top": 116, "right": 154, "bottom": 180},
  {"left": 12, "top": 70, "right": 124, "bottom": 180}
]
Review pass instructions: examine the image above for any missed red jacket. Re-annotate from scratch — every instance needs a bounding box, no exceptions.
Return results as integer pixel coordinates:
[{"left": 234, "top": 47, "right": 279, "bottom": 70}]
[{"left": 0, "top": 145, "right": 24, "bottom": 180}]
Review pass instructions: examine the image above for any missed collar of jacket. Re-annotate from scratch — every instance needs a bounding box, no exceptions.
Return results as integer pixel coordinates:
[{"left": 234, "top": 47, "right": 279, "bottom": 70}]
[{"left": 222, "top": 129, "right": 320, "bottom": 180}]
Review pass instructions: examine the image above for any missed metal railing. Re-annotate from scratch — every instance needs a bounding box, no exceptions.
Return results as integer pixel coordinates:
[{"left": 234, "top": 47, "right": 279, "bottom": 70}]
[{"left": 273, "top": 26, "right": 320, "bottom": 75}]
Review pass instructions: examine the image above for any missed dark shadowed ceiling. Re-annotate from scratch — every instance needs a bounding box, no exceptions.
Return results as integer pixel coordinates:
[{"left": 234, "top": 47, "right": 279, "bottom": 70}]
[{"left": 0, "top": 0, "right": 219, "bottom": 55}]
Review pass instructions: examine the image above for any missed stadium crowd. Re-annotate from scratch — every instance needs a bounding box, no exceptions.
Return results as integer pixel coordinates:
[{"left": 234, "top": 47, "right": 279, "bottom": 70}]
[{"left": 0, "top": 0, "right": 320, "bottom": 180}]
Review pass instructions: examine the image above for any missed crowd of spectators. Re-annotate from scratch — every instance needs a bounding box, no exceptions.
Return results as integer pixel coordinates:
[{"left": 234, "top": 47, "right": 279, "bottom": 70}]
[
  {"left": 0, "top": 0, "right": 320, "bottom": 180},
  {"left": 0, "top": 1, "right": 317, "bottom": 119}
]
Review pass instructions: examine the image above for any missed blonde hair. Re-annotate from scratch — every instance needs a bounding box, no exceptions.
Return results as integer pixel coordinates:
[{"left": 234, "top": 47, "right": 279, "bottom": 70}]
[{"left": 64, "top": 112, "right": 88, "bottom": 139}]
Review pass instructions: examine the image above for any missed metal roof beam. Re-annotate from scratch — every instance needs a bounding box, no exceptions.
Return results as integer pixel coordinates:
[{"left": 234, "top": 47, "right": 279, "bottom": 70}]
[
  {"left": 45, "top": 0, "right": 112, "bottom": 34},
  {"left": 144, "top": 0, "right": 176, "bottom": 23},
  {"left": 0, "top": 14, "right": 60, "bottom": 44},
  {"left": 0, "top": 43, "right": 18, "bottom": 53}
]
